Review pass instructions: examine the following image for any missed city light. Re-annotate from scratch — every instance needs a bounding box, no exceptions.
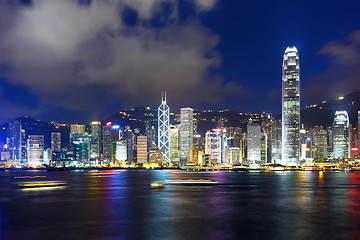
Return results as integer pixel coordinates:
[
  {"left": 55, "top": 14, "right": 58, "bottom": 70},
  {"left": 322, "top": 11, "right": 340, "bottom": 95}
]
[{"left": 0, "top": 47, "right": 358, "bottom": 171}]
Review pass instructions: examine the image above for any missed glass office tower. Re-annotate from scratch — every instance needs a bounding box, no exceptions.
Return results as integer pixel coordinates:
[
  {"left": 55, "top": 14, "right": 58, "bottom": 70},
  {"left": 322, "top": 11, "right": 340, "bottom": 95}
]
[
  {"left": 333, "top": 111, "right": 350, "bottom": 159},
  {"left": 282, "top": 46, "right": 300, "bottom": 166}
]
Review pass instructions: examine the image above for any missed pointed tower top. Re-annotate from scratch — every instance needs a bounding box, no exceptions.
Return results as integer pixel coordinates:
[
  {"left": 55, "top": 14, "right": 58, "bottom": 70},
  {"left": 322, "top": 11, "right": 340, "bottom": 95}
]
[{"left": 161, "top": 91, "right": 167, "bottom": 103}]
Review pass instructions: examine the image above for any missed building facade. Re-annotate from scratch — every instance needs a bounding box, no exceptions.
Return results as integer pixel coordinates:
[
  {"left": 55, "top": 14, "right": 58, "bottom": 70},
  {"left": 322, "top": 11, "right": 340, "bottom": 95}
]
[
  {"left": 314, "top": 129, "right": 328, "bottom": 160},
  {"left": 103, "top": 125, "right": 112, "bottom": 161},
  {"left": 170, "top": 125, "right": 180, "bottom": 163},
  {"left": 115, "top": 140, "right": 127, "bottom": 163},
  {"left": 179, "top": 108, "right": 193, "bottom": 163},
  {"left": 27, "top": 135, "right": 44, "bottom": 167},
  {"left": 137, "top": 135, "right": 148, "bottom": 163},
  {"left": 51, "top": 132, "right": 61, "bottom": 152},
  {"left": 205, "top": 129, "right": 223, "bottom": 164},
  {"left": 270, "top": 119, "right": 282, "bottom": 164},
  {"left": 90, "top": 121, "right": 101, "bottom": 161},
  {"left": 7, "top": 121, "right": 22, "bottom": 165},
  {"left": 70, "top": 124, "right": 85, "bottom": 142},
  {"left": 247, "top": 122, "right": 261, "bottom": 163},
  {"left": 124, "top": 127, "right": 135, "bottom": 163}
]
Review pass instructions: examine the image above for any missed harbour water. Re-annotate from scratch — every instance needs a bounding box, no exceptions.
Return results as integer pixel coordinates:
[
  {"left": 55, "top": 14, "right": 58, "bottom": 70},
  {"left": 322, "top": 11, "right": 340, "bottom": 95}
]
[{"left": 1, "top": 170, "right": 360, "bottom": 240}]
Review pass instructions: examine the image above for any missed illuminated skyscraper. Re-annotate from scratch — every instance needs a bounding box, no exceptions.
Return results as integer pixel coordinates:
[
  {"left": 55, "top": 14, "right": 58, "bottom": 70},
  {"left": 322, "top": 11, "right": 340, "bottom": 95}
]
[
  {"left": 124, "top": 126, "right": 135, "bottom": 163},
  {"left": 226, "top": 147, "right": 240, "bottom": 164},
  {"left": 314, "top": 129, "right": 328, "bottom": 160},
  {"left": 247, "top": 122, "right": 261, "bottom": 163},
  {"left": 70, "top": 124, "right": 85, "bottom": 142},
  {"left": 115, "top": 140, "right": 127, "bottom": 163},
  {"left": 21, "top": 129, "right": 27, "bottom": 163},
  {"left": 149, "top": 147, "right": 162, "bottom": 164},
  {"left": 205, "top": 129, "right": 223, "bottom": 164},
  {"left": 333, "top": 111, "right": 350, "bottom": 159},
  {"left": 147, "top": 126, "right": 157, "bottom": 148},
  {"left": 299, "top": 127, "right": 307, "bottom": 161},
  {"left": 7, "top": 121, "right": 22, "bottom": 165},
  {"left": 180, "top": 108, "right": 193, "bottom": 162},
  {"left": 72, "top": 138, "right": 89, "bottom": 166},
  {"left": 240, "top": 132, "right": 247, "bottom": 162},
  {"left": 103, "top": 124, "right": 112, "bottom": 161},
  {"left": 27, "top": 135, "right": 44, "bottom": 167},
  {"left": 158, "top": 92, "right": 170, "bottom": 163},
  {"left": 43, "top": 148, "right": 52, "bottom": 165},
  {"left": 137, "top": 135, "right": 148, "bottom": 163},
  {"left": 261, "top": 132, "right": 268, "bottom": 163},
  {"left": 90, "top": 121, "right": 101, "bottom": 161},
  {"left": 270, "top": 119, "right": 282, "bottom": 164},
  {"left": 170, "top": 125, "right": 180, "bottom": 163},
  {"left": 282, "top": 46, "right": 300, "bottom": 166},
  {"left": 101, "top": 123, "right": 123, "bottom": 163},
  {"left": 51, "top": 132, "right": 61, "bottom": 152},
  {"left": 91, "top": 121, "right": 101, "bottom": 139}
]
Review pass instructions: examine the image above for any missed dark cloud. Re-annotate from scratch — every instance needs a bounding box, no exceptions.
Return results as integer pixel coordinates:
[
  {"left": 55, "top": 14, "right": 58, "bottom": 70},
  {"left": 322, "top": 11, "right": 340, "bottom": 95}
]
[
  {"left": 267, "top": 90, "right": 281, "bottom": 101},
  {"left": 304, "top": 30, "right": 360, "bottom": 102},
  {"left": 319, "top": 30, "right": 360, "bottom": 66},
  {"left": 0, "top": 0, "right": 248, "bottom": 122}
]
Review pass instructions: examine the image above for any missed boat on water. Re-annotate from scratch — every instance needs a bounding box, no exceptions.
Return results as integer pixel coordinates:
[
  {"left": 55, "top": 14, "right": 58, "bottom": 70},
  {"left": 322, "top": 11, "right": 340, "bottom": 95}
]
[
  {"left": 17, "top": 181, "right": 68, "bottom": 188},
  {"left": 150, "top": 182, "right": 165, "bottom": 189}
]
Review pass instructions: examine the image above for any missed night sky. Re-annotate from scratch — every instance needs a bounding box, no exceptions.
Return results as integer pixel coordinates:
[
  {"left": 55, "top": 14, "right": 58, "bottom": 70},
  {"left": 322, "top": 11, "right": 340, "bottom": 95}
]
[{"left": 0, "top": 0, "right": 359, "bottom": 124}]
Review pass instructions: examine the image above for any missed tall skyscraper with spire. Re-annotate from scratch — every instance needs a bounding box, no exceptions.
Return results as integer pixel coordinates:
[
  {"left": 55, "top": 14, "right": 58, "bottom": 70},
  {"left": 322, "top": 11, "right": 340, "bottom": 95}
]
[
  {"left": 282, "top": 46, "right": 300, "bottom": 166},
  {"left": 158, "top": 91, "right": 170, "bottom": 163}
]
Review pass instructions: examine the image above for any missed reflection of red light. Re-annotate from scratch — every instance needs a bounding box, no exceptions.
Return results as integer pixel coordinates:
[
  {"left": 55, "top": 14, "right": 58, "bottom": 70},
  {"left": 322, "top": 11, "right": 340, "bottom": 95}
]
[
  {"left": 352, "top": 147, "right": 358, "bottom": 151},
  {"left": 106, "top": 122, "right": 112, "bottom": 126}
]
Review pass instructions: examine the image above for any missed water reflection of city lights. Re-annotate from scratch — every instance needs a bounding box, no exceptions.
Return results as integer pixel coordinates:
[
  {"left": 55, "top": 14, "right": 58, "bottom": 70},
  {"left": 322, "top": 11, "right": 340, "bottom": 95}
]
[
  {"left": 20, "top": 186, "right": 67, "bottom": 191},
  {"left": 84, "top": 171, "right": 122, "bottom": 177},
  {"left": 14, "top": 176, "right": 46, "bottom": 179},
  {"left": 17, "top": 181, "right": 67, "bottom": 188},
  {"left": 17, "top": 180, "right": 68, "bottom": 191}
]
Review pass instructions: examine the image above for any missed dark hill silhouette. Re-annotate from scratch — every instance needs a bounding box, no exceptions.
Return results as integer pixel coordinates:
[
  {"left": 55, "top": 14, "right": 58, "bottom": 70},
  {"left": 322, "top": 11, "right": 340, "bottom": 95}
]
[
  {"left": 301, "top": 92, "right": 360, "bottom": 128},
  {"left": 1, "top": 92, "right": 359, "bottom": 146}
]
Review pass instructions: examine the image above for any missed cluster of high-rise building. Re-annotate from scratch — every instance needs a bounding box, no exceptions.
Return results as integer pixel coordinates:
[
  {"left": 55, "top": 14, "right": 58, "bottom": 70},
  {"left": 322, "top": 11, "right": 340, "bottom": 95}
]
[{"left": 0, "top": 46, "right": 359, "bottom": 168}]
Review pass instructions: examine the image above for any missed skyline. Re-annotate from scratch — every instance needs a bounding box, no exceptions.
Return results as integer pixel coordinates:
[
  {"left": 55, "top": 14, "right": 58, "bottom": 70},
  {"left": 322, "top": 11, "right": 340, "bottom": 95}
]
[{"left": 0, "top": 0, "right": 359, "bottom": 124}]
